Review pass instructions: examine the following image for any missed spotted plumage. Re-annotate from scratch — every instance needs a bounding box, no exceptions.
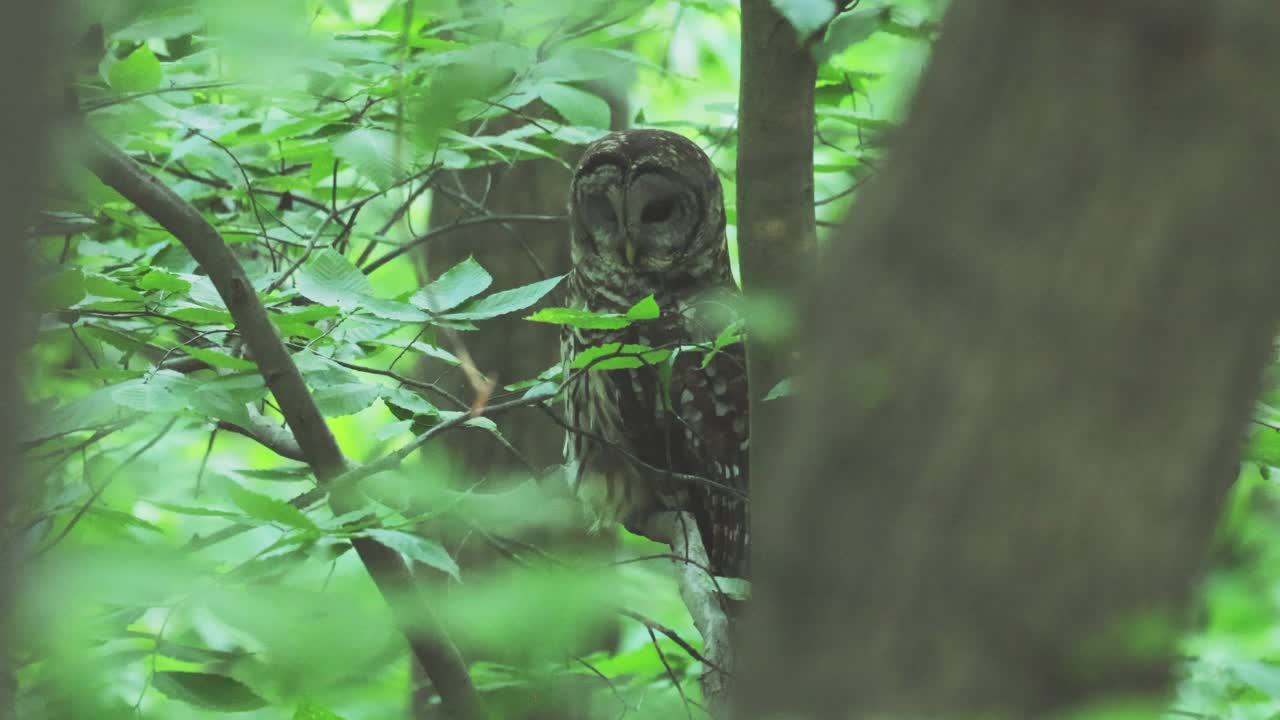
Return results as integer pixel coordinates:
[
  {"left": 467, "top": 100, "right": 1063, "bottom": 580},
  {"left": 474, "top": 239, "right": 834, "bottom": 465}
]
[{"left": 561, "top": 129, "right": 749, "bottom": 579}]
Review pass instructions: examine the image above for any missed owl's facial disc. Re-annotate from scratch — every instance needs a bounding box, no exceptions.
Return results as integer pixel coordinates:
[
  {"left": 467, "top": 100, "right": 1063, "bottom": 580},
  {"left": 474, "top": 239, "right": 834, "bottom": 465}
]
[
  {"left": 575, "top": 164, "right": 626, "bottom": 261},
  {"left": 627, "top": 172, "right": 695, "bottom": 271}
]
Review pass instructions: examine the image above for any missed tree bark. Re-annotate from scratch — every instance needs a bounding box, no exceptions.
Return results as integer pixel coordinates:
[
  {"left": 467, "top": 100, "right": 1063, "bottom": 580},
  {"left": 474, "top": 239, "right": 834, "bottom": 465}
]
[
  {"left": 737, "top": 0, "right": 818, "bottom": 399},
  {"left": 0, "top": 4, "right": 55, "bottom": 718},
  {"left": 741, "top": 1, "right": 1280, "bottom": 717}
]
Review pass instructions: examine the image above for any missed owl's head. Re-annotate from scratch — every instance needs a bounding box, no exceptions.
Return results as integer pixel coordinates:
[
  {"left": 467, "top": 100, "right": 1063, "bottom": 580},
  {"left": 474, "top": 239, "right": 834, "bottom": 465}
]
[{"left": 569, "top": 129, "right": 727, "bottom": 283}]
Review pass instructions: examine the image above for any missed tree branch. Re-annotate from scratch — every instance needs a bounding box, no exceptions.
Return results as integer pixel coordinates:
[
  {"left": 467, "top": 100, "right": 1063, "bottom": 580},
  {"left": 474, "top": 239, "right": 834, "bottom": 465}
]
[
  {"left": 84, "top": 131, "right": 486, "bottom": 720},
  {"left": 643, "top": 511, "right": 734, "bottom": 718}
]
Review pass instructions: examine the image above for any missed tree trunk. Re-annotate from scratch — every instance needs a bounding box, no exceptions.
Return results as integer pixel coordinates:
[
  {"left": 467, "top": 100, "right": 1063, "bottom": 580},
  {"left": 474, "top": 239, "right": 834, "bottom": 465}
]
[
  {"left": 741, "top": 2, "right": 1280, "bottom": 717},
  {"left": 0, "top": 4, "right": 55, "bottom": 718},
  {"left": 737, "top": 0, "right": 818, "bottom": 402}
]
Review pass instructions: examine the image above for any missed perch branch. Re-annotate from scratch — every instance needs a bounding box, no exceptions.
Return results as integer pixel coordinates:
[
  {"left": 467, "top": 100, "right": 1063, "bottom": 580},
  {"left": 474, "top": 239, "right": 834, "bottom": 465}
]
[
  {"left": 84, "top": 131, "right": 486, "bottom": 720},
  {"left": 643, "top": 511, "right": 734, "bottom": 717}
]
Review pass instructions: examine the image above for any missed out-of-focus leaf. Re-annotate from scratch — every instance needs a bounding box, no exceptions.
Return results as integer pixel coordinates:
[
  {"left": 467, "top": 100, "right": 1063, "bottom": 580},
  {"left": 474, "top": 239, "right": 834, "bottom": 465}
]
[
  {"left": 139, "top": 269, "right": 192, "bottom": 292},
  {"left": 33, "top": 269, "right": 86, "bottom": 310},
  {"left": 152, "top": 671, "right": 268, "bottom": 712},
  {"left": 539, "top": 83, "right": 611, "bottom": 129},
  {"left": 363, "top": 528, "right": 460, "bottom": 580},
  {"left": 108, "top": 45, "right": 163, "bottom": 93},
  {"left": 293, "top": 700, "right": 347, "bottom": 720},
  {"left": 333, "top": 128, "right": 399, "bottom": 190},
  {"left": 764, "top": 377, "right": 794, "bottom": 401},
  {"left": 818, "top": 4, "right": 887, "bottom": 60},
  {"left": 178, "top": 343, "right": 256, "bottom": 370},
  {"left": 770, "top": 0, "right": 837, "bottom": 39}
]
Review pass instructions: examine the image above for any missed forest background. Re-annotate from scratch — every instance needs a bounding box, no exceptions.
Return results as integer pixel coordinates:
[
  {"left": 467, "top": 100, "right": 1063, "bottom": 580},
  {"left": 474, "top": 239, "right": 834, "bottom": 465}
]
[{"left": 8, "top": 1, "right": 1280, "bottom": 719}]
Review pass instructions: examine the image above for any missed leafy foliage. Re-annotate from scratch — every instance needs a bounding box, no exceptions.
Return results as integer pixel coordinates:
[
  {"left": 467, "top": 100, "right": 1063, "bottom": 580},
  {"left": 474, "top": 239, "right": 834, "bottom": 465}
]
[{"left": 52, "top": 0, "right": 1244, "bottom": 719}]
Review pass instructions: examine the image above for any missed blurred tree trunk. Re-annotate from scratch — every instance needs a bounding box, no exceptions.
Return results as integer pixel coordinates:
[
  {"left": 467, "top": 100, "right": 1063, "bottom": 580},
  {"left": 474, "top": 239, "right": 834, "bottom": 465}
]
[
  {"left": 741, "top": 2, "right": 1280, "bottom": 718},
  {"left": 737, "top": 0, "right": 817, "bottom": 401},
  {"left": 0, "top": 4, "right": 55, "bottom": 719},
  {"left": 425, "top": 150, "right": 574, "bottom": 474}
]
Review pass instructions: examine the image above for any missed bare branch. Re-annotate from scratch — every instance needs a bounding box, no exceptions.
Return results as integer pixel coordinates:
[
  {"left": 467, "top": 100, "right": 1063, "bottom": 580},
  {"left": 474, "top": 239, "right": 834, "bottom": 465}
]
[{"left": 84, "top": 131, "right": 487, "bottom": 720}]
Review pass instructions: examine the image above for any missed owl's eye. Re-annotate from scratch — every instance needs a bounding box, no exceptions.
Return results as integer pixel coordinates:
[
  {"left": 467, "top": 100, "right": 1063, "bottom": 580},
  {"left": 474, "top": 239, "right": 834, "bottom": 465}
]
[
  {"left": 641, "top": 195, "right": 679, "bottom": 224},
  {"left": 583, "top": 193, "right": 617, "bottom": 229}
]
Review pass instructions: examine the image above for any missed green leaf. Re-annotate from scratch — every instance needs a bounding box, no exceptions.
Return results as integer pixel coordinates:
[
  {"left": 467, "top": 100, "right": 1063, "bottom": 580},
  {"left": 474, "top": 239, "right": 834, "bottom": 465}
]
[
  {"left": 151, "top": 671, "right": 268, "bottom": 712},
  {"left": 139, "top": 269, "right": 192, "bottom": 293},
  {"left": 525, "top": 307, "right": 631, "bottom": 330},
  {"left": 701, "top": 319, "right": 745, "bottom": 368},
  {"left": 170, "top": 307, "right": 234, "bottom": 325},
  {"left": 412, "top": 256, "right": 492, "bottom": 312},
  {"left": 293, "top": 701, "right": 347, "bottom": 720},
  {"left": 333, "top": 128, "right": 399, "bottom": 190},
  {"left": 571, "top": 343, "right": 671, "bottom": 370},
  {"left": 111, "top": 375, "right": 194, "bottom": 413},
  {"left": 764, "top": 377, "right": 794, "bottom": 401},
  {"left": 108, "top": 45, "right": 163, "bottom": 93},
  {"left": 313, "top": 382, "right": 382, "bottom": 416},
  {"left": 146, "top": 501, "right": 247, "bottom": 520},
  {"left": 381, "top": 387, "right": 439, "bottom": 417},
  {"left": 770, "top": 0, "right": 837, "bottom": 39},
  {"left": 83, "top": 273, "right": 146, "bottom": 302},
  {"left": 33, "top": 269, "right": 86, "bottom": 311},
  {"left": 444, "top": 275, "right": 564, "bottom": 321},
  {"left": 363, "top": 528, "right": 460, "bottom": 580},
  {"left": 178, "top": 343, "right": 257, "bottom": 370},
  {"left": 295, "top": 249, "right": 372, "bottom": 310},
  {"left": 539, "top": 83, "right": 611, "bottom": 129},
  {"left": 358, "top": 295, "right": 430, "bottom": 322},
  {"left": 626, "top": 294, "right": 660, "bottom": 321},
  {"left": 819, "top": 4, "right": 887, "bottom": 60},
  {"left": 224, "top": 479, "right": 317, "bottom": 530}
]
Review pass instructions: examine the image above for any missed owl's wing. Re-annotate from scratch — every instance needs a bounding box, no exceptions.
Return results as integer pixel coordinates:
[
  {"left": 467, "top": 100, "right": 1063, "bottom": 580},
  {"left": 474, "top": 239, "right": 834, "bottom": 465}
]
[{"left": 669, "top": 334, "right": 750, "bottom": 579}]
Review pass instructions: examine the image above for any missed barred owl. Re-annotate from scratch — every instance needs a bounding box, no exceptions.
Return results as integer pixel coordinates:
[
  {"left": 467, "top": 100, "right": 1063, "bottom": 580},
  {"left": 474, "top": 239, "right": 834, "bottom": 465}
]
[{"left": 562, "top": 129, "right": 749, "bottom": 579}]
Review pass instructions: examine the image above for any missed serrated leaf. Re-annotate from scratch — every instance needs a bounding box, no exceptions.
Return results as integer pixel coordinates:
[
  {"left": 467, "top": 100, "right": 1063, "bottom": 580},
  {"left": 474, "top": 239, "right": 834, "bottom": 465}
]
[
  {"left": 333, "top": 128, "right": 399, "bottom": 190},
  {"left": 224, "top": 479, "right": 317, "bottom": 530},
  {"left": 525, "top": 307, "right": 631, "bottom": 330},
  {"left": 571, "top": 343, "right": 671, "bottom": 370},
  {"left": 363, "top": 528, "right": 460, "bottom": 580},
  {"left": 139, "top": 269, "right": 191, "bottom": 292},
  {"left": 445, "top": 275, "right": 564, "bottom": 321},
  {"left": 178, "top": 343, "right": 256, "bottom": 370},
  {"left": 146, "top": 501, "right": 247, "bottom": 520},
  {"left": 313, "top": 382, "right": 381, "bottom": 416},
  {"left": 108, "top": 45, "right": 163, "bottom": 93},
  {"left": 111, "top": 375, "right": 194, "bottom": 413},
  {"left": 539, "top": 83, "right": 611, "bottom": 129},
  {"left": 381, "top": 387, "right": 439, "bottom": 417},
  {"left": 152, "top": 671, "right": 267, "bottom": 712},
  {"left": 359, "top": 295, "right": 430, "bottom": 321},
  {"left": 295, "top": 249, "right": 372, "bottom": 310},
  {"left": 413, "top": 256, "right": 492, "bottom": 312}
]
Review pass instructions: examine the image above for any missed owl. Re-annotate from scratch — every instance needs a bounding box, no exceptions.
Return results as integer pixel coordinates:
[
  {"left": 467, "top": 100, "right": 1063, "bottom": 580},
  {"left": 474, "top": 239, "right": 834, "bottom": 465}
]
[{"left": 562, "top": 129, "right": 749, "bottom": 579}]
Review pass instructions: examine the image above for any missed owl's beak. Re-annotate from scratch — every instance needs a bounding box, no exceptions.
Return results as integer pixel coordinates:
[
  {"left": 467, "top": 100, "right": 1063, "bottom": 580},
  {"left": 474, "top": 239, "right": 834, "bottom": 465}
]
[{"left": 624, "top": 238, "right": 637, "bottom": 266}]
